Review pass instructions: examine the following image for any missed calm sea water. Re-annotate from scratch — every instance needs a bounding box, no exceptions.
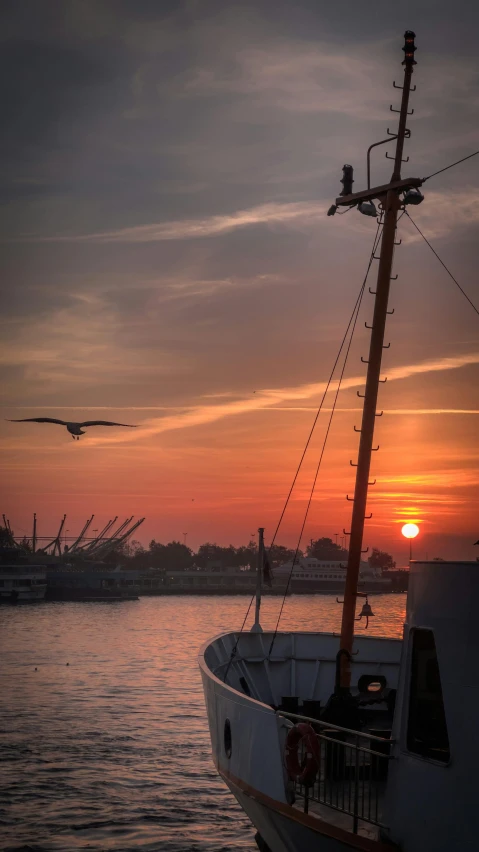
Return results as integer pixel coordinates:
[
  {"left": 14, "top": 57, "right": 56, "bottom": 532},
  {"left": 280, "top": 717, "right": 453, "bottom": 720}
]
[{"left": 1, "top": 594, "right": 406, "bottom": 852}]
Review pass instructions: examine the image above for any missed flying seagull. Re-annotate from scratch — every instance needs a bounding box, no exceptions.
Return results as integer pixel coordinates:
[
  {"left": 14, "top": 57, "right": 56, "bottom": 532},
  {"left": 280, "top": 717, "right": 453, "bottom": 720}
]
[{"left": 7, "top": 418, "right": 137, "bottom": 440}]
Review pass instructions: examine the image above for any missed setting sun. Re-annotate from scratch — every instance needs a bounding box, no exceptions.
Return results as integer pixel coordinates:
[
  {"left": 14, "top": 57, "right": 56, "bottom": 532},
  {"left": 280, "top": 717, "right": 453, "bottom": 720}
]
[{"left": 401, "top": 523, "right": 420, "bottom": 539}]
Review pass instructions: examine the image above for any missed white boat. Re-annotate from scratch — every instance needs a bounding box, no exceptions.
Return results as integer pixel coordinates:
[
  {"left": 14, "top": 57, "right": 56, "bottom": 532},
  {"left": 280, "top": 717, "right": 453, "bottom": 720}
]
[
  {"left": 199, "top": 32, "right": 478, "bottom": 852},
  {"left": 274, "top": 557, "right": 391, "bottom": 594},
  {"left": 199, "top": 559, "right": 474, "bottom": 851},
  {"left": 0, "top": 565, "right": 47, "bottom": 602}
]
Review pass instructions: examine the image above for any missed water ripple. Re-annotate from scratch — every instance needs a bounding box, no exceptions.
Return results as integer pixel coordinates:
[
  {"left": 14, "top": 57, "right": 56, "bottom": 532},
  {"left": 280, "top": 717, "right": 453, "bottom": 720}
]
[{"left": 1, "top": 595, "right": 405, "bottom": 851}]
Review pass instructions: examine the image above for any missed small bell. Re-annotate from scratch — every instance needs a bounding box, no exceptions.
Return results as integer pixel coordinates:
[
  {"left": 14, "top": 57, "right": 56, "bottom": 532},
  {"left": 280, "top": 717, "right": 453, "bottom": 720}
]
[
  {"left": 356, "top": 596, "right": 375, "bottom": 628},
  {"left": 360, "top": 601, "right": 375, "bottom": 619}
]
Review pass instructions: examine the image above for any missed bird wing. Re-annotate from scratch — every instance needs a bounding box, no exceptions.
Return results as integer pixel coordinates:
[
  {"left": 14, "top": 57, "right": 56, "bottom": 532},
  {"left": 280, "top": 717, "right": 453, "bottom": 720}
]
[
  {"left": 7, "top": 418, "right": 67, "bottom": 425},
  {"left": 79, "top": 421, "right": 138, "bottom": 428}
]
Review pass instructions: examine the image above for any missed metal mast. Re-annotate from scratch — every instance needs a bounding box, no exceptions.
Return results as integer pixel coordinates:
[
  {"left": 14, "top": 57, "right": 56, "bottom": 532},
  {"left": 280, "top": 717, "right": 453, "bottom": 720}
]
[{"left": 333, "top": 32, "right": 420, "bottom": 689}]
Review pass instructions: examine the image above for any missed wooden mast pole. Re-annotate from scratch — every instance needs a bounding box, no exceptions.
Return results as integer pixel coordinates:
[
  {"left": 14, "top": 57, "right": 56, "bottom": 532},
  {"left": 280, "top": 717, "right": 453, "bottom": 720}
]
[
  {"left": 339, "top": 32, "right": 417, "bottom": 689},
  {"left": 252, "top": 527, "right": 265, "bottom": 633}
]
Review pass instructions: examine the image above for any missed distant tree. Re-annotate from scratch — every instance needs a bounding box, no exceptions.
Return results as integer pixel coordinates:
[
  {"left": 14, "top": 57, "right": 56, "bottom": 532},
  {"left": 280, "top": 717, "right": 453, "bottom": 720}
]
[
  {"left": 195, "top": 541, "right": 258, "bottom": 571},
  {"left": 103, "top": 540, "right": 129, "bottom": 565},
  {"left": 307, "top": 537, "right": 347, "bottom": 561},
  {"left": 195, "top": 543, "right": 230, "bottom": 569},
  {"left": 148, "top": 539, "right": 165, "bottom": 564},
  {"left": 267, "top": 544, "right": 302, "bottom": 567},
  {"left": 166, "top": 541, "right": 193, "bottom": 570},
  {"left": 148, "top": 540, "right": 192, "bottom": 571},
  {"left": 368, "top": 548, "right": 396, "bottom": 572},
  {"left": 126, "top": 540, "right": 150, "bottom": 569},
  {"left": 234, "top": 541, "right": 257, "bottom": 570},
  {"left": 126, "top": 539, "right": 144, "bottom": 556},
  {"left": 0, "top": 525, "right": 14, "bottom": 547}
]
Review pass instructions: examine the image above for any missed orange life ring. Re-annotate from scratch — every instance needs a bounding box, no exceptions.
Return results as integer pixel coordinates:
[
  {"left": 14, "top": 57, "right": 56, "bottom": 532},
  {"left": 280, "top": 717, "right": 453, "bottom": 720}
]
[{"left": 284, "top": 722, "right": 321, "bottom": 786}]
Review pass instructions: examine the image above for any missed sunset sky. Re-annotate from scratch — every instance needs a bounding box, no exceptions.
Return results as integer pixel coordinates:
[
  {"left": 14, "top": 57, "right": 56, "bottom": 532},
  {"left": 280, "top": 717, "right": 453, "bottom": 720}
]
[{"left": 1, "top": 1, "right": 478, "bottom": 565}]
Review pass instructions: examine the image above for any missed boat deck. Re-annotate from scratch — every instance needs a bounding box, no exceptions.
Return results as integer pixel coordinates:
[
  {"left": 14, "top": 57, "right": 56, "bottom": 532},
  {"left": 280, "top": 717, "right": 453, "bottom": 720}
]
[
  {"left": 281, "top": 709, "right": 392, "bottom": 845},
  {"left": 293, "top": 783, "right": 387, "bottom": 842}
]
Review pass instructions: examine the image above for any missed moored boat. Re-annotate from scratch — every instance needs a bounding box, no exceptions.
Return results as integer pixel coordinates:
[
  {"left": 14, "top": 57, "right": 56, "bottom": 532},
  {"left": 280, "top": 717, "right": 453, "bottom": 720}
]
[
  {"left": 199, "top": 559, "right": 474, "bottom": 851},
  {"left": 0, "top": 546, "right": 47, "bottom": 603},
  {"left": 274, "top": 557, "right": 393, "bottom": 594},
  {"left": 0, "top": 563, "right": 47, "bottom": 603},
  {"left": 45, "top": 564, "right": 139, "bottom": 602}
]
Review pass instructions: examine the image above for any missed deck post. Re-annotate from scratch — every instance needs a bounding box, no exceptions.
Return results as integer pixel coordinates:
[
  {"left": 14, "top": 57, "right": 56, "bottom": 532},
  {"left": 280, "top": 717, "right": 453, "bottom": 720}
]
[{"left": 251, "top": 527, "right": 264, "bottom": 633}]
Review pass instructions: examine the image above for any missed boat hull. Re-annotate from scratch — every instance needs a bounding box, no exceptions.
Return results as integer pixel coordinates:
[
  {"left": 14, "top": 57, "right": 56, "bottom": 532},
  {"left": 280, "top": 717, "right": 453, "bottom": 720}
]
[
  {"left": 223, "top": 771, "right": 388, "bottom": 852},
  {"left": 199, "top": 630, "right": 401, "bottom": 852},
  {"left": 0, "top": 585, "right": 47, "bottom": 603},
  {"left": 45, "top": 587, "right": 138, "bottom": 602}
]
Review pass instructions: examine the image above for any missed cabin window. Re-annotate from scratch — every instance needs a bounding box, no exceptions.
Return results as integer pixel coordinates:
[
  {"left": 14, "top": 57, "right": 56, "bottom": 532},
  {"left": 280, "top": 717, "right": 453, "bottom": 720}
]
[{"left": 406, "top": 628, "right": 450, "bottom": 763}]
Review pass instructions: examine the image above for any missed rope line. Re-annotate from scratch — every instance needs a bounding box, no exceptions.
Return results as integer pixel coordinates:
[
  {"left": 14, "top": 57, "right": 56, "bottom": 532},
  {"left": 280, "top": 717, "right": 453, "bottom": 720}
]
[
  {"left": 422, "top": 150, "right": 479, "bottom": 182},
  {"left": 222, "top": 594, "right": 255, "bottom": 685},
  {"left": 269, "top": 223, "right": 383, "bottom": 553},
  {"left": 223, "top": 222, "right": 383, "bottom": 681},
  {"left": 405, "top": 211, "right": 479, "bottom": 317},
  {"left": 267, "top": 225, "right": 381, "bottom": 656}
]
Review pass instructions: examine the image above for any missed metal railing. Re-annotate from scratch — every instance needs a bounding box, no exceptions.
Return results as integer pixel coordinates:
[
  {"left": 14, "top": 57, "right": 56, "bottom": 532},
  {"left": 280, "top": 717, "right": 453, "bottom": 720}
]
[{"left": 277, "top": 710, "right": 393, "bottom": 834}]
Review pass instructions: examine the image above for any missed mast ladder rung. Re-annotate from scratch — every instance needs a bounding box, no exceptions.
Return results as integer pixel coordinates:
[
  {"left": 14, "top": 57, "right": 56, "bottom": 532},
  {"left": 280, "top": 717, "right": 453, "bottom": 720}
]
[{"left": 393, "top": 80, "right": 417, "bottom": 91}]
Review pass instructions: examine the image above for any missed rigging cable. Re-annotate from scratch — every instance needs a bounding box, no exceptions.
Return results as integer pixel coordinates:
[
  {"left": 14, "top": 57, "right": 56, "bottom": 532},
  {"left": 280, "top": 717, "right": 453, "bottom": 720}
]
[
  {"left": 267, "top": 225, "right": 382, "bottom": 656},
  {"left": 223, "top": 222, "right": 383, "bottom": 682},
  {"left": 422, "top": 150, "right": 479, "bottom": 183},
  {"left": 268, "top": 221, "right": 383, "bottom": 551},
  {"left": 404, "top": 211, "right": 479, "bottom": 317}
]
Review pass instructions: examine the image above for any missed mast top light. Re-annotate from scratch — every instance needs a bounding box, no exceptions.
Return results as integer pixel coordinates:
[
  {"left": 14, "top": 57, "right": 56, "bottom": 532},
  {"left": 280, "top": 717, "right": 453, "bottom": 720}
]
[
  {"left": 403, "top": 188, "right": 424, "bottom": 206},
  {"left": 358, "top": 200, "right": 377, "bottom": 217},
  {"left": 340, "top": 164, "right": 354, "bottom": 196},
  {"left": 402, "top": 30, "right": 417, "bottom": 66}
]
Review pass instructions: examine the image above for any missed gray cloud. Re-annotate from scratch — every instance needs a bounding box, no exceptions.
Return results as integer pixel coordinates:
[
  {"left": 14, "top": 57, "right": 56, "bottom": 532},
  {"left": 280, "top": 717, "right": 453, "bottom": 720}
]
[{"left": 1, "top": 2, "right": 479, "bottom": 542}]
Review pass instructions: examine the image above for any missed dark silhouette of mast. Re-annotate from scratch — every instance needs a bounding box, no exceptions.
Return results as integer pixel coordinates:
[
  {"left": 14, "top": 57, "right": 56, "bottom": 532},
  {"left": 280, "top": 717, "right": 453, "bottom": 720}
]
[{"left": 332, "top": 32, "right": 421, "bottom": 690}]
